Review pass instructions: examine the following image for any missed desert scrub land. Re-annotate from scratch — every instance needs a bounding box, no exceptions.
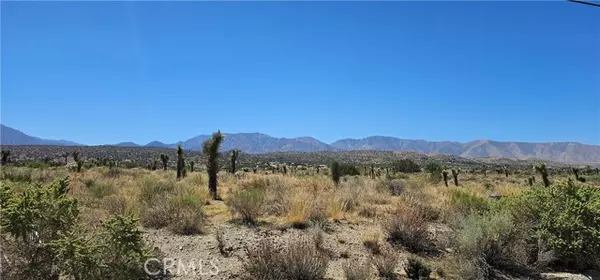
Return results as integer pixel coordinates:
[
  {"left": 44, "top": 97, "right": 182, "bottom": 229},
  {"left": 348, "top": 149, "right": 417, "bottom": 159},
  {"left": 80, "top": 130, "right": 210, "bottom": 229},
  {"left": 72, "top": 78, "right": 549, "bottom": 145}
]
[{"left": 1, "top": 152, "right": 600, "bottom": 279}]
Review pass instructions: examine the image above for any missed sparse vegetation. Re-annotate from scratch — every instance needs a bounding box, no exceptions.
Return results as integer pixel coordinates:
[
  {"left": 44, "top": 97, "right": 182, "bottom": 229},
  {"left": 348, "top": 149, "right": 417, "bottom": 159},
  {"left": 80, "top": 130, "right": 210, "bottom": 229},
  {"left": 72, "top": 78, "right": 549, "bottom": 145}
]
[{"left": 1, "top": 146, "right": 599, "bottom": 280}]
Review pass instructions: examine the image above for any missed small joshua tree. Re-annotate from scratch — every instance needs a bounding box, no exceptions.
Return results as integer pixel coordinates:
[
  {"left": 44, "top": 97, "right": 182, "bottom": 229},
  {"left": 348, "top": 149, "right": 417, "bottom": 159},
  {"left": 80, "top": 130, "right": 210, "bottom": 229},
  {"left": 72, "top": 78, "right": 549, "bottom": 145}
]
[
  {"left": 535, "top": 164, "right": 550, "bottom": 187},
  {"left": 152, "top": 160, "right": 158, "bottom": 171},
  {"left": 189, "top": 161, "right": 194, "bottom": 172},
  {"left": 176, "top": 145, "right": 185, "bottom": 179},
  {"left": 1, "top": 150, "right": 10, "bottom": 165},
  {"left": 282, "top": 165, "right": 287, "bottom": 175},
  {"left": 230, "top": 149, "right": 239, "bottom": 174},
  {"left": 331, "top": 161, "right": 341, "bottom": 185},
  {"left": 316, "top": 165, "right": 320, "bottom": 174},
  {"left": 572, "top": 167, "right": 580, "bottom": 181},
  {"left": 527, "top": 177, "right": 534, "bottom": 186},
  {"left": 72, "top": 151, "right": 83, "bottom": 172},
  {"left": 451, "top": 169, "right": 460, "bottom": 186},
  {"left": 442, "top": 170, "right": 449, "bottom": 187},
  {"left": 504, "top": 167, "right": 509, "bottom": 177},
  {"left": 160, "top": 154, "right": 168, "bottom": 171},
  {"left": 203, "top": 130, "right": 224, "bottom": 200}
]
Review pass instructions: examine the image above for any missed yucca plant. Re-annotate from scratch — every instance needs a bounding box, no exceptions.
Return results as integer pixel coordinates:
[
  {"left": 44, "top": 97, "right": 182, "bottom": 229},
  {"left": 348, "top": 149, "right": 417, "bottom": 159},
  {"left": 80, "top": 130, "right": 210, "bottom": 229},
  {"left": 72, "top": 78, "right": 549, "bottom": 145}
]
[
  {"left": 535, "top": 164, "right": 550, "bottom": 187},
  {"left": 203, "top": 130, "right": 224, "bottom": 200},
  {"left": 1, "top": 150, "right": 10, "bottom": 165},
  {"left": 442, "top": 170, "right": 449, "bottom": 187},
  {"left": 331, "top": 161, "right": 340, "bottom": 185},
  {"left": 451, "top": 169, "right": 460, "bottom": 186},
  {"left": 177, "top": 145, "right": 184, "bottom": 179}
]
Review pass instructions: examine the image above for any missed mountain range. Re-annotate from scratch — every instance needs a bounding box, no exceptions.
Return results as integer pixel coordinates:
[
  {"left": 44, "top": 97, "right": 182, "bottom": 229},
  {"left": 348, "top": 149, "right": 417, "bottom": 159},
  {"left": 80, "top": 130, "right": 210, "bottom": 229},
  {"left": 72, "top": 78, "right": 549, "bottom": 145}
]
[{"left": 1, "top": 124, "right": 599, "bottom": 164}]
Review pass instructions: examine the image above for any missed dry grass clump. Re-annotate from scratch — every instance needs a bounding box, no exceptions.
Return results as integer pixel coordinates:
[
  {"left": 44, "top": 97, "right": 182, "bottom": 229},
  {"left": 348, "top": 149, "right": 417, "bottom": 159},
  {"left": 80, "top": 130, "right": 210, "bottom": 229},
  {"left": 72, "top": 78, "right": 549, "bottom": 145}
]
[
  {"left": 343, "top": 260, "right": 371, "bottom": 280},
  {"left": 362, "top": 231, "right": 382, "bottom": 255},
  {"left": 244, "top": 237, "right": 329, "bottom": 280},
  {"left": 384, "top": 202, "right": 431, "bottom": 253},
  {"left": 227, "top": 187, "right": 266, "bottom": 224},
  {"left": 372, "top": 251, "right": 399, "bottom": 280}
]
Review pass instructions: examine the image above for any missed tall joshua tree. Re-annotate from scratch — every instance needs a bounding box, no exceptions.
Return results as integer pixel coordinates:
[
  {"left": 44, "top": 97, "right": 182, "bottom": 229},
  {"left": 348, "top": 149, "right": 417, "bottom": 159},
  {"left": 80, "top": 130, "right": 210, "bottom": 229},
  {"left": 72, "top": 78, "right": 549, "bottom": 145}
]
[
  {"left": 177, "top": 145, "right": 185, "bottom": 179},
  {"left": 1, "top": 150, "right": 10, "bottom": 165},
  {"left": 203, "top": 130, "right": 224, "bottom": 200},
  {"left": 442, "top": 170, "right": 449, "bottom": 187},
  {"left": 160, "top": 154, "right": 169, "bottom": 171},
  {"left": 331, "top": 161, "right": 340, "bottom": 185},
  {"left": 230, "top": 149, "right": 239, "bottom": 174},
  {"left": 189, "top": 161, "right": 195, "bottom": 172}
]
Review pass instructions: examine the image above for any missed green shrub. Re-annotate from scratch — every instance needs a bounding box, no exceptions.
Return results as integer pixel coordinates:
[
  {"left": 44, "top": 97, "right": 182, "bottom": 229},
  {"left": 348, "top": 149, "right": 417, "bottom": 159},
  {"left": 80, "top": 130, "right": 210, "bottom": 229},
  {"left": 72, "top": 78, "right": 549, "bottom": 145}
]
[
  {"left": 339, "top": 163, "right": 360, "bottom": 176},
  {"left": 384, "top": 204, "right": 430, "bottom": 252},
  {"left": 392, "top": 159, "right": 421, "bottom": 173},
  {"left": 227, "top": 188, "right": 266, "bottom": 224},
  {"left": 452, "top": 210, "right": 526, "bottom": 278},
  {"left": 449, "top": 189, "right": 489, "bottom": 215},
  {"left": 139, "top": 178, "right": 175, "bottom": 204},
  {"left": 404, "top": 255, "right": 431, "bottom": 280},
  {"left": 515, "top": 181, "right": 600, "bottom": 269},
  {"left": 0, "top": 177, "right": 167, "bottom": 280}
]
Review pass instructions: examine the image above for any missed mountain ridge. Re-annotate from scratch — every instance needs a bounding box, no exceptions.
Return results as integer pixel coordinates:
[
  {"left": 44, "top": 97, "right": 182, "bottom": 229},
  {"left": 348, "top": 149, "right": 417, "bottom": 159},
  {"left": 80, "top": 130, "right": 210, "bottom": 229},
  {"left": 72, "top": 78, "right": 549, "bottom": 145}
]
[{"left": 1, "top": 124, "right": 599, "bottom": 164}]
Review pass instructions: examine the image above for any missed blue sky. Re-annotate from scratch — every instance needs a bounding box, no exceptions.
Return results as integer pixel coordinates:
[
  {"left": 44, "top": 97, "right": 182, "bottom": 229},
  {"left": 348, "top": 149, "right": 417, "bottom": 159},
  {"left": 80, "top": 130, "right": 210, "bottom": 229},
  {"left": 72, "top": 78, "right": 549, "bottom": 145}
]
[{"left": 1, "top": 1, "right": 599, "bottom": 145}]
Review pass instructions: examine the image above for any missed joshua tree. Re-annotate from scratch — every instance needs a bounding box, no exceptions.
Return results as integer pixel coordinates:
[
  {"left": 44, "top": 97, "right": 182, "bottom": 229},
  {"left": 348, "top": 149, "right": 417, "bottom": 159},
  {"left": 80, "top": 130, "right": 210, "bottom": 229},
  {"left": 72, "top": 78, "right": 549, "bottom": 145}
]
[
  {"left": 282, "top": 165, "right": 287, "bottom": 175},
  {"left": 442, "top": 170, "right": 449, "bottom": 187},
  {"left": 527, "top": 177, "right": 534, "bottom": 186},
  {"left": 253, "top": 167, "right": 257, "bottom": 174},
  {"left": 230, "top": 149, "right": 239, "bottom": 174},
  {"left": 370, "top": 164, "right": 375, "bottom": 179},
  {"left": 482, "top": 165, "right": 487, "bottom": 177},
  {"left": 331, "top": 161, "right": 340, "bottom": 185},
  {"left": 176, "top": 145, "right": 185, "bottom": 180},
  {"left": 189, "top": 161, "right": 195, "bottom": 172},
  {"left": 535, "top": 164, "right": 550, "bottom": 187},
  {"left": 71, "top": 151, "right": 83, "bottom": 172},
  {"left": 451, "top": 169, "right": 460, "bottom": 186},
  {"left": 572, "top": 167, "right": 580, "bottom": 181},
  {"left": 316, "top": 165, "right": 320, "bottom": 174},
  {"left": 62, "top": 152, "right": 69, "bottom": 165},
  {"left": 1, "top": 150, "right": 10, "bottom": 165},
  {"left": 160, "top": 154, "right": 169, "bottom": 171},
  {"left": 504, "top": 167, "right": 509, "bottom": 177},
  {"left": 152, "top": 160, "right": 158, "bottom": 171},
  {"left": 203, "top": 130, "right": 224, "bottom": 200}
]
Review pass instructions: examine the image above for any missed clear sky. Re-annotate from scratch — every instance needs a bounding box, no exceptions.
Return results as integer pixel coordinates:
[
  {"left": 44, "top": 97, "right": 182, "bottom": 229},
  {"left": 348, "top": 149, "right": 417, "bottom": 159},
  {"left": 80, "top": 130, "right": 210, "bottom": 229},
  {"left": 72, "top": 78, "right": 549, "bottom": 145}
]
[{"left": 1, "top": 1, "right": 599, "bottom": 145}]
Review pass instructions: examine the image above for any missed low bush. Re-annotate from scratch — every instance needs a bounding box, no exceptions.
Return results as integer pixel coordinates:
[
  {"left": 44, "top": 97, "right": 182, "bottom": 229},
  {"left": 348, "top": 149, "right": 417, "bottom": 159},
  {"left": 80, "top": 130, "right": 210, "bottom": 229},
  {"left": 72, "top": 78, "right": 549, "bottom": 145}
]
[
  {"left": 449, "top": 189, "right": 489, "bottom": 215},
  {"left": 510, "top": 181, "right": 600, "bottom": 269},
  {"left": 404, "top": 255, "right": 432, "bottom": 280},
  {"left": 0, "top": 177, "right": 168, "bottom": 280},
  {"left": 244, "top": 237, "right": 328, "bottom": 280},
  {"left": 387, "top": 179, "right": 406, "bottom": 196},
  {"left": 227, "top": 187, "right": 266, "bottom": 224},
  {"left": 343, "top": 260, "right": 371, "bottom": 280},
  {"left": 373, "top": 252, "right": 399, "bottom": 280},
  {"left": 384, "top": 204, "right": 430, "bottom": 252}
]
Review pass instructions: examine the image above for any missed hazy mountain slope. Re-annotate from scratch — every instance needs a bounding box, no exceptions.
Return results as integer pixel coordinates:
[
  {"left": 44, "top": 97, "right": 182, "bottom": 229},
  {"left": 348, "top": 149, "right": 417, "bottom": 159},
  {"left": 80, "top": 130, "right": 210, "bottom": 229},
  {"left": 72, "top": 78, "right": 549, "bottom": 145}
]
[
  {"left": 0, "top": 124, "right": 81, "bottom": 146},
  {"left": 2, "top": 124, "right": 599, "bottom": 164},
  {"left": 180, "top": 133, "right": 334, "bottom": 153},
  {"left": 332, "top": 137, "right": 600, "bottom": 164}
]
